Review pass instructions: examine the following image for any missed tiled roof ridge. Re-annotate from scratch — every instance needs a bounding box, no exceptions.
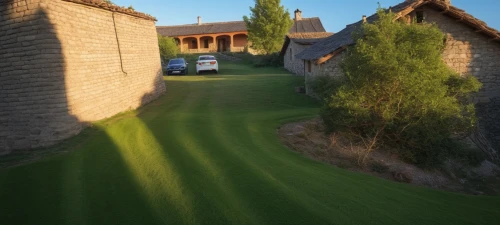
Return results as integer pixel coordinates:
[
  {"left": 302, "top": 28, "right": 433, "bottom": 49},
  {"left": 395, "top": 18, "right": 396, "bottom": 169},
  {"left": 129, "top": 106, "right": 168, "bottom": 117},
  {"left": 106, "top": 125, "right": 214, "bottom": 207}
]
[
  {"left": 296, "top": 0, "right": 500, "bottom": 61},
  {"left": 156, "top": 20, "right": 245, "bottom": 28},
  {"left": 157, "top": 17, "right": 321, "bottom": 28},
  {"left": 287, "top": 32, "right": 334, "bottom": 39}
]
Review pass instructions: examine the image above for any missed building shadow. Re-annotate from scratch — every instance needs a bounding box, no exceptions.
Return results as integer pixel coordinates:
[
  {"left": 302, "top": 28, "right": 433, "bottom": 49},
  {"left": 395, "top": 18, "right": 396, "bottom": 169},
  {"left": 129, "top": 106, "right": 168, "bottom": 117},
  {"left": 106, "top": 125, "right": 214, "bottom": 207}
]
[
  {"left": 0, "top": 2, "right": 165, "bottom": 224},
  {"left": 0, "top": 1, "right": 81, "bottom": 155}
]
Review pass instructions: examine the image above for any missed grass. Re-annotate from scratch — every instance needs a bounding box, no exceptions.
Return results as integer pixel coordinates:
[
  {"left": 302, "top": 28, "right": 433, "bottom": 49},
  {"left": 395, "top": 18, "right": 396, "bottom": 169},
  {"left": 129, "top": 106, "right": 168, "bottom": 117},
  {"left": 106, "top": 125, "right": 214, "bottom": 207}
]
[{"left": 0, "top": 58, "right": 499, "bottom": 225}]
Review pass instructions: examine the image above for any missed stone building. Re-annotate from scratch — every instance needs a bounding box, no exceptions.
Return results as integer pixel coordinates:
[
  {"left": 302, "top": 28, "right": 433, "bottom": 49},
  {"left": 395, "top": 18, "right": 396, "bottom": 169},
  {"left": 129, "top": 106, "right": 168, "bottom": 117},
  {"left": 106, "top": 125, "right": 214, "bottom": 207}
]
[
  {"left": 0, "top": 0, "right": 166, "bottom": 154},
  {"left": 156, "top": 9, "right": 327, "bottom": 53},
  {"left": 295, "top": 0, "right": 500, "bottom": 148},
  {"left": 280, "top": 32, "right": 333, "bottom": 75}
]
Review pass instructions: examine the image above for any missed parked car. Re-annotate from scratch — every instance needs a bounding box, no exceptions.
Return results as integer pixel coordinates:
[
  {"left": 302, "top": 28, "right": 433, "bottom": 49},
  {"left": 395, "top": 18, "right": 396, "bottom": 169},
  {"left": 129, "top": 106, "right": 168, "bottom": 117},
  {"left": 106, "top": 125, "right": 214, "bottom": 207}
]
[
  {"left": 196, "top": 55, "right": 218, "bottom": 74},
  {"left": 165, "top": 58, "right": 188, "bottom": 75}
]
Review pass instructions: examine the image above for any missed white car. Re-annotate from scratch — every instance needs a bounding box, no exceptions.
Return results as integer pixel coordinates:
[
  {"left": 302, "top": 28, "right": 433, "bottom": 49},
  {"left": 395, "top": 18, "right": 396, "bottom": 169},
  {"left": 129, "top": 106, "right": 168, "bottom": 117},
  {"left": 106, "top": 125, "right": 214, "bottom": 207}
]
[{"left": 196, "top": 55, "right": 218, "bottom": 74}]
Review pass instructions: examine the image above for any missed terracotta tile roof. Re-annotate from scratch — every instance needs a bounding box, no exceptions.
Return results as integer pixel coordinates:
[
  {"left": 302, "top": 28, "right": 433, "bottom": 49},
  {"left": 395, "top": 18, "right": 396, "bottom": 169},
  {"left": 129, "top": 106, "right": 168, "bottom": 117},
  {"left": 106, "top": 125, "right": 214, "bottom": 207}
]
[
  {"left": 156, "top": 17, "right": 326, "bottom": 37},
  {"left": 62, "top": 0, "right": 156, "bottom": 21},
  {"left": 156, "top": 21, "right": 247, "bottom": 37},
  {"left": 287, "top": 32, "right": 333, "bottom": 39},
  {"left": 289, "top": 17, "right": 326, "bottom": 33},
  {"left": 280, "top": 32, "right": 333, "bottom": 56},
  {"left": 296, "top": 0, "right": 500, "bottom": 61}
]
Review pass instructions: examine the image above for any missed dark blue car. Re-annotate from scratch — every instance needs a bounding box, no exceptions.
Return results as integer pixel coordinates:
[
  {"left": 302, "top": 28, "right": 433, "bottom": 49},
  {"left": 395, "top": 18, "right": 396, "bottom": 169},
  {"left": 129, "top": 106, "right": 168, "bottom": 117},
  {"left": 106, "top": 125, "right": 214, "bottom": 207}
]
[{"left": 165, "top": 58, "right": 188, "bottom": 75}]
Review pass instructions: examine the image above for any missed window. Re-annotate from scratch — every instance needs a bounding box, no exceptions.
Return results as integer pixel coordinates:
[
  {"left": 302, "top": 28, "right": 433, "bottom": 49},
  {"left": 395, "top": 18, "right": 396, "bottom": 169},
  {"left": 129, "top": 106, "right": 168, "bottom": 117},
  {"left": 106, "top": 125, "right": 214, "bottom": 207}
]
[
  {"left": 416, "top": 11, "right": 424, "bottom": 23},
  {"left": 199, "top": 56, "right": 216, "bottom": 60},
  {"left": 168, "top": 59, "right": 184, "bottom": 65},
  {"left": 192, "top": 40, "right": 197, "bottom": 49},
  {"left": 204, "top": 39, "right": 209, "bottom": 48},
  {"left": 307, "top": 61, "right": 311, "bottom": 73},
  {"left": 290, "top": 48, "right": 293, "bottom": 60}
]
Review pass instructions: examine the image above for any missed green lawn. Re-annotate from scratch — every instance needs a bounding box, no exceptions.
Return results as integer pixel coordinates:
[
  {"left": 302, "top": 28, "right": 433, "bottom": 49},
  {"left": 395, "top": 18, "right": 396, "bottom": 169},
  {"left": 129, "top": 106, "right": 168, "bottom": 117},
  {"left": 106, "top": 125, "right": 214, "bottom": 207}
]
[{"left": 0, "top": 59, "right": 499, "bottom": 225}]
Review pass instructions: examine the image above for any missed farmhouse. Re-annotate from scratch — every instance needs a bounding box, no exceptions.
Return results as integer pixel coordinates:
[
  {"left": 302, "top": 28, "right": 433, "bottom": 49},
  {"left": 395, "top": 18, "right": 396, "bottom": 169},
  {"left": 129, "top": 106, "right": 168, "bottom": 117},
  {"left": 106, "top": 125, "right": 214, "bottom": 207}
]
[
  {"left": 294, "top": 0, "right": 500, "bottom": 148},
  {"left": 156, "top": 9, "right": 327, "bottom": 53},
  {"left": 0, "top": 0, "right": 166, "bottom": 154},
  {"left": 280, "top": 32, "right": 333, "bottom": 75}
]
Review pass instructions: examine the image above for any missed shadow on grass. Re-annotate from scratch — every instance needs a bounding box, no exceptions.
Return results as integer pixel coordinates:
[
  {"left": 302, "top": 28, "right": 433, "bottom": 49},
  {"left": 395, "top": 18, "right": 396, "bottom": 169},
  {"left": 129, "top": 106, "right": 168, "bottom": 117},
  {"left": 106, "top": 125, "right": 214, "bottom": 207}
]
[
  {"left": 0, "top": 122, "right": 164, "bottom": 224},
  {"left": 3, "top": 73, "right": 499, "bottom": 225}
]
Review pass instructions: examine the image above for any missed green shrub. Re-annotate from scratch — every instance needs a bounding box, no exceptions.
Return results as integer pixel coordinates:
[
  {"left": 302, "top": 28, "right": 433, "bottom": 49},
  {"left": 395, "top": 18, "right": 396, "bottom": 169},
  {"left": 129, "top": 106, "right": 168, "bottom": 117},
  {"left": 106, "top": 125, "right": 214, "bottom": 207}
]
[
  {"left": 370, "top": 161, "right": 389, "bottom": 173},
  {"left": 158, "top": 35, "right": 178, "bottom": 63},
  {"left": 450, "top": 147, "right": 486, "bottom": 167},
  {"left": 243, "top": 0, "right": 293, "bottom": 54},
  {"left": 252, "top": 53, "right": 283, "bottom": 67},
  {"left": 316, "top": 8, "right": 482, "bottom": 167}
]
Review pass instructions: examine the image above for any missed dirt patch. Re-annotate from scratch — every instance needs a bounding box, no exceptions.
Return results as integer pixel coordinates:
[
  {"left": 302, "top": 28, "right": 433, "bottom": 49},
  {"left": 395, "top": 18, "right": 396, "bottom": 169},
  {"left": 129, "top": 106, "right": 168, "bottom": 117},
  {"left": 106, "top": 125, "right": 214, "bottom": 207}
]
[{"left": 278, "top": 118, "right": 500, "bottom": 195}]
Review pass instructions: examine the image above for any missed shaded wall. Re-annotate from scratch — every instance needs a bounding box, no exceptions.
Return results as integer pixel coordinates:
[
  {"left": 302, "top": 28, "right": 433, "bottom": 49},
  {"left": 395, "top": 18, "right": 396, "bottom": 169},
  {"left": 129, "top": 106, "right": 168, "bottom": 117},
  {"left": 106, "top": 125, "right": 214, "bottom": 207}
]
[
  {"left": 423, "top": 6, "right": 500, "bottom": 148},
  {"left": 0, "top": 0, "right": 166, "bottom": 154},
  {"left": 284, "top": 41, "right": 311, "bottom": 76},
  {"left": 304, "top": 51, "right": 345, "bottom": 95}
]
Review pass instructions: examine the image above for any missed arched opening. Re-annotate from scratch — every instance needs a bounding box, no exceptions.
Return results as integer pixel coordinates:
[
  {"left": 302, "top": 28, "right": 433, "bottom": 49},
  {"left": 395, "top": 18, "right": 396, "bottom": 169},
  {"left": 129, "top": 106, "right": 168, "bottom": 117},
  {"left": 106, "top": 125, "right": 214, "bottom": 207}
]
[
  {"left": 233, "top": 34, "right": 248, "bottom": 47},
  {"left": 182, "top": 37, "right": 198, "bottom": 51},
  {"left": 216, "top": 35, "right": 230, "bottom": 52},
  {"left": 200, "top": 36, "right": 214, "bottom": 51},
  {"left": 232, "top": 33, "right": 248, "bottom": 52},
  {"left": 173, "top": 38, "right": 181, "bottom": 45}
]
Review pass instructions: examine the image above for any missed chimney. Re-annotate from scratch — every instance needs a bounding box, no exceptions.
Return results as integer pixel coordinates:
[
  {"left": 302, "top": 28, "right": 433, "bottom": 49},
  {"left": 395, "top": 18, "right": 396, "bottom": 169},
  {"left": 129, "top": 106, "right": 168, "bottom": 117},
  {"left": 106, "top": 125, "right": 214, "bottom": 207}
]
[
  {"left": 294, "top": 9, "right": 302, "bottom": 21},
  {"left": 362, "top": 15, "right": 367, "bottom": 23},
  {"left": 441, "top": 0, "right": 451, "bottom": 5},
  {"left": 197, "top": 16, "right": 201, "bottom": 25}
]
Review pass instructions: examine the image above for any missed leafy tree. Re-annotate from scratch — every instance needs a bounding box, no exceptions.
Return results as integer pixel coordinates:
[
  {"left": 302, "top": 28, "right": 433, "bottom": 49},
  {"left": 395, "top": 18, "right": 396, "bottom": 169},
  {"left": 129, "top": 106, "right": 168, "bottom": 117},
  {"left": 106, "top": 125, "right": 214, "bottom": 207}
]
[
  {"left": 157, "top": 35, "right": 178, "bottom": 63},
  {"left": 317, "top": 8, "right": 481, "bottom": 166},
  {"left": 243, "top": 0, "right": 293, "bottom": 55}
]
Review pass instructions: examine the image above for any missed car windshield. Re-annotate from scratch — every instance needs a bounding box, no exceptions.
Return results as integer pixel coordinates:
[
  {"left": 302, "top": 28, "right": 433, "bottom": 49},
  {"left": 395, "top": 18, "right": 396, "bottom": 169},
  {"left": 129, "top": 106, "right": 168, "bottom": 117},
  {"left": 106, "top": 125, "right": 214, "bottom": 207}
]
[
  {"left": 168, "top": 59, "right": 184, "bottom": 65},
  {"left": 199, "top": 56, "right": 215, "bottom": 60}
]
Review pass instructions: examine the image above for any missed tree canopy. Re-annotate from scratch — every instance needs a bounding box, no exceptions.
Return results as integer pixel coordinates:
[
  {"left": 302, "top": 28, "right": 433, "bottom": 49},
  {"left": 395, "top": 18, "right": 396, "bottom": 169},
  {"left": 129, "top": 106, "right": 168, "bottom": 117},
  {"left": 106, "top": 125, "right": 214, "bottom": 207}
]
[
  {"left": 316, "top": 8, "right": 481, "bottom": 166},
  {"left": 157, "top": 35, "right": 178, "bottom": 63},
  {"left": 243, "top": 0, "right": 293, "bottom": 55}
]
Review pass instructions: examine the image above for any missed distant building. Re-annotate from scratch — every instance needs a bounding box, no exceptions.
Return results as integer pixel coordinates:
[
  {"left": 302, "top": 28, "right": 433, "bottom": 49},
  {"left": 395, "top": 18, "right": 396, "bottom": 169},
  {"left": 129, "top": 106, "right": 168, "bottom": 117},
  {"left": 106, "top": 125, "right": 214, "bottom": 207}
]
[
  {"left": 280, "top": 32, "right": 333, "bottom": 75},
  {"left": 156, "top": 9, "right": 327, "bottom": 53}
]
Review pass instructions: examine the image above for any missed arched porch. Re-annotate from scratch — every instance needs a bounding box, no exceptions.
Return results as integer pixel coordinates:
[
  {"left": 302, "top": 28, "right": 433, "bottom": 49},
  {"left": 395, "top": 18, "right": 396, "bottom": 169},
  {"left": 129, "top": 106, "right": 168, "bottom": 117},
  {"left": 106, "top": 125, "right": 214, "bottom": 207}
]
[
  {"left": 216, "top": 35, "right": 231, "bottom": 52},
  {"left": 181, "top": 37, "right": 198, "bottom": 53},
  {"left": 175, "top": 32, "right": 250, "bottom": 53},
  {"left": 200, "top": 36, "right": 215, "bottom": 52},
  {"left": 232, "top": 33, "right": 248, "bottom": 52}
]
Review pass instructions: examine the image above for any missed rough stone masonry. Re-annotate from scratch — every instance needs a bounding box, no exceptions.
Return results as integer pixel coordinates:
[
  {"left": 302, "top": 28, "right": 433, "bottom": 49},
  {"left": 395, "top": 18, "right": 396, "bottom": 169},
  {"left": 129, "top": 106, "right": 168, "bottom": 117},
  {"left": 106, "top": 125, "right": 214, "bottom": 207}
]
[{"left": 0, "top": 0, "right": 166, "bottom": 155}]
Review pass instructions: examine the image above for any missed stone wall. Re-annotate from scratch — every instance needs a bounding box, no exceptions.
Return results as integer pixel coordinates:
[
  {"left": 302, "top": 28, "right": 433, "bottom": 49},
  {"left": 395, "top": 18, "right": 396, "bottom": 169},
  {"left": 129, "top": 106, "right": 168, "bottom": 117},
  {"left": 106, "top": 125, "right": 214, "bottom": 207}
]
[
  {"left": 0, "top": 0, "right": 166, "bottom": 154},
  {"left": 284, "top": 41, "right": 309, "bottom": 75},
  {"left": 304, "top": 51, "right": 345, "bottom": 95},
  {"left": 422, "top": 6, "right": 500, "bottom": 148}
]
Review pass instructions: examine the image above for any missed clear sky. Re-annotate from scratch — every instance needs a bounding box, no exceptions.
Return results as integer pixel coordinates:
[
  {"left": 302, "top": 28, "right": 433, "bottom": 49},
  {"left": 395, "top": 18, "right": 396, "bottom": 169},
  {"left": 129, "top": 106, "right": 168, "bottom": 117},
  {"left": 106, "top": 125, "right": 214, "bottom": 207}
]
[{"left": 112, "top": 0, "right": 500, "bottom": 32}]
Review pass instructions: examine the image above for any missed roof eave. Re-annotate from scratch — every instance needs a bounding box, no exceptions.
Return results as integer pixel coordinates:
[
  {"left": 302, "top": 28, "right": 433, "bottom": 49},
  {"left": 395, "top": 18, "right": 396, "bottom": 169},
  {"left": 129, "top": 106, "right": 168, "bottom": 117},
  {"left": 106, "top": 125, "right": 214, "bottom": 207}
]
[{"left": 279, "top": 37, "right": 291, "bottom": 57}]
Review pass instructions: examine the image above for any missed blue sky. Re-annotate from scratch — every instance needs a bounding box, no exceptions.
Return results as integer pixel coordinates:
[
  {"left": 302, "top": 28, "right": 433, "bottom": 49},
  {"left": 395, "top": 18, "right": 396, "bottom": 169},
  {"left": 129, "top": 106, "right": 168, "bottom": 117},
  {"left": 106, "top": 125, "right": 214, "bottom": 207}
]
[{"left": 113, "top": 0, "right": 500, "bottom": 32}]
